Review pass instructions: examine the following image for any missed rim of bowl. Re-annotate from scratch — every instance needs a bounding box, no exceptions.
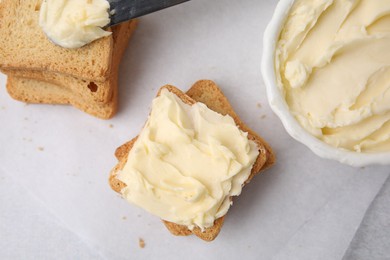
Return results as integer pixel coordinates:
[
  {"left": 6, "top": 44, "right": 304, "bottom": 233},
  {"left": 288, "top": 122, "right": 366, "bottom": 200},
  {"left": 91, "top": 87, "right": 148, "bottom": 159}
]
[{"left": 261, "top": 0, "right": 390, "bottom": 167}]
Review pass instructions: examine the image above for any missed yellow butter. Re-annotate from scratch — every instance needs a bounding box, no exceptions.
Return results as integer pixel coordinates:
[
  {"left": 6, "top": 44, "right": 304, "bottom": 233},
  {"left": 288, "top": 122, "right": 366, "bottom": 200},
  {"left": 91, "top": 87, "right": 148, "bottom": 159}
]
[
  {"left": 276, "top": 0, "right": 390, "bottom": 152},
  {"left": 117, "top": 89, "right": 259, "bottom": 230},
  {"left": 39, "top": 0, "right": 111, "bottom": 48}
]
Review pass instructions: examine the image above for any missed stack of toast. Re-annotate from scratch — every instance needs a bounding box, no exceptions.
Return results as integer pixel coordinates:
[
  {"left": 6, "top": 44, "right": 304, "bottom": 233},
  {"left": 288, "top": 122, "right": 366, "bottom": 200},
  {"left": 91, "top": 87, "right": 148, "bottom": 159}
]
[
  {"left": 109, "top": 80, "right": 275, "bottom": 241},
  {"left": 0, "top": 0, "right": 137, "bottom": 119}
]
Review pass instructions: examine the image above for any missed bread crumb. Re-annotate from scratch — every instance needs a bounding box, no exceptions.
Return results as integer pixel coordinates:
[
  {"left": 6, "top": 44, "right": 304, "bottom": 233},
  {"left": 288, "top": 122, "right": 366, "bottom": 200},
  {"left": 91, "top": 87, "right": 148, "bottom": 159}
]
[
  {"left": 139, "top": 238, "right": 145, "bottom": 249},
  {"left": 122, "top": 216, "right": 127, "bottom": 220},
  {"left": 257, "top": 103, "right": 262, "bottom": 108},
  {"left": 109, "top": 124, "right": 114, "bottom": 128},
  {"left": 38, "top": 147, "right": 44, "bottom": 151},
  {"left": 261, "top": 115, "right": 266, "bottom": 119}
]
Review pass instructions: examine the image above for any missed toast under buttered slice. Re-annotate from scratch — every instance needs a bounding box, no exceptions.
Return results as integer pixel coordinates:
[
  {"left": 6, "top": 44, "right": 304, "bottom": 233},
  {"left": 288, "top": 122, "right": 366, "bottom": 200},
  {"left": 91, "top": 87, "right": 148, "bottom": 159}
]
[
  {"left": 4, "top": 20, "right": 137, "bottom": 119},
  {"left": 109, "top": 80, "right": 275, "bottom": 241},
  {"left": 2, "top": 20, "right": 138, "bottom": 105},
  {"left": 6, "top": 76, "right": 118, "bottom": 119},
  {"left": 0, "top": 0, "right": 113, "bottom": 82}
]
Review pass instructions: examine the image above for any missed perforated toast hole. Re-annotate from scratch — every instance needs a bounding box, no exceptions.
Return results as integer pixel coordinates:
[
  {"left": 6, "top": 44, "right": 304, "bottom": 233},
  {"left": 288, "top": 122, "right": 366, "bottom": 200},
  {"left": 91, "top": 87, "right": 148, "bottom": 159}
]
[
  {"left": 87, "top": 82, "right": 98, "bottom": 92},
  {"left": 35, "top": 1, "right": 41, "bottom": 11}
]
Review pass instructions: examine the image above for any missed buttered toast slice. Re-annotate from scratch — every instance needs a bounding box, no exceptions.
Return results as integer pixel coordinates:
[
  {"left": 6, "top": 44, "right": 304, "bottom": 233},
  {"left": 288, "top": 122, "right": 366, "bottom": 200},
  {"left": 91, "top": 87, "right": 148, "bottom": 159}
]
[
  {"left": 2, "top": 20, "right": 137, "bottom": 105},
  {"left": 5, "top": 20, "right": 137, "bottom": 119},
  {"left": 0, "top": 0, "right": 113, "bottom": 81},
  {"left": 109, "top": 80, "right": 275, "bottom": 241}
]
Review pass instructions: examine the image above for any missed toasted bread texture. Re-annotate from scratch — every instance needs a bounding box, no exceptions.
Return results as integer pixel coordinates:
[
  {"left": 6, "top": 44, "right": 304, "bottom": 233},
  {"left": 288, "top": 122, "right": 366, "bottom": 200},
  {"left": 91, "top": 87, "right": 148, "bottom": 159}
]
[
  {"left": 4, "top": 20, "right": 137, "bottom": 119},
  {"left": 2, "top": 20, "right": 137, "bottom": 105},
  {"left": 3, "top": 68, "right": 113, "bottom": 104},
  {"left": 0, "top": 0, "right": 113, "bottom": 81},
  {"left": 6, "top": 76, "right": 118, "bottom": 119},
  {"left": 109, "top": 80, "right": 275, "bottom": 241}
]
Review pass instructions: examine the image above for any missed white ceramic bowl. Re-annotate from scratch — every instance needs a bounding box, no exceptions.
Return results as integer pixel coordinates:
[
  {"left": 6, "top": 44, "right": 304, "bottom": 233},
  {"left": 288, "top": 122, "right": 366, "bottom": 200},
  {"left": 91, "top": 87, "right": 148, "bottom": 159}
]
[{"left": 261, "top": 0, "right": 390, "bottom": 167}]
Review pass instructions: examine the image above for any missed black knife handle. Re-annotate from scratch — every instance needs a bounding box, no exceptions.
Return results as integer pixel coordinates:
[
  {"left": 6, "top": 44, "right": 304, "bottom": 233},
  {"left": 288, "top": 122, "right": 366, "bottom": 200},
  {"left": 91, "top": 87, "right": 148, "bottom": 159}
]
[{"left": 108, "top": 0, "right": 190, "bottom": 26}]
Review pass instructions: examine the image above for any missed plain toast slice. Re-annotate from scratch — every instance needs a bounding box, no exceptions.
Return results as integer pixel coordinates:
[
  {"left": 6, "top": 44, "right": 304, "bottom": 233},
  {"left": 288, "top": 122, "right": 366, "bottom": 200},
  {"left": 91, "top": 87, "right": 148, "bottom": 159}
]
[
  {"left": 6, "top": 76, "right": 117, "bottom": 119},
  {"left": 109, "top": 80, "right": 275, "bottom": 241}
]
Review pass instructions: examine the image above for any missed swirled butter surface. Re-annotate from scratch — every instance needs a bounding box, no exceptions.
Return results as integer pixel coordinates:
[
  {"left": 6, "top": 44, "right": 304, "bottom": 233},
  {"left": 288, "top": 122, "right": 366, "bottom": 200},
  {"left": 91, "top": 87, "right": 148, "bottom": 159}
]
[
  {"left": 39, "top": 0, "right": 111, "bottom": 48},
  {"left": 117, "top": 89, "right": 259, "bottom": 230},
  {"left": 276, "top": 0, "right": 390, "bottom": 152}
]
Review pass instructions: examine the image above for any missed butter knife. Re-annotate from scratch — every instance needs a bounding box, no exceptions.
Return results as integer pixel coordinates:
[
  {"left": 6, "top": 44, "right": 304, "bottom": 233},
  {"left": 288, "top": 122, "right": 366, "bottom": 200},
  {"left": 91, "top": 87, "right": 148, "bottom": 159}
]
[{"left": 108, "top": 0, "right": 190, "bottom": 27}]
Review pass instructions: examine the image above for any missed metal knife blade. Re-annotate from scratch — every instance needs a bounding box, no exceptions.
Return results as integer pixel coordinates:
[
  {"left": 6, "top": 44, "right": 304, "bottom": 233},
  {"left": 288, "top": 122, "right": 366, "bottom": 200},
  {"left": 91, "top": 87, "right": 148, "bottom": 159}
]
[{"left": 108, "top": 0, "right": 190, "bottom": 27}]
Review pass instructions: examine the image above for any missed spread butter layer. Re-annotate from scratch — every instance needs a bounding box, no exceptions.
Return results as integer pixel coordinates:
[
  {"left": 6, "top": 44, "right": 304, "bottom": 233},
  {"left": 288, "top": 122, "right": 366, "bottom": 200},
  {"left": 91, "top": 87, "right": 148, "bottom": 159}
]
[
  {"left": 40, "top": 0, "right": 111, "bottom": 48},
  {"left": 276, "top": 0, "right": 390, "bottom": 152},
  {"left": 117, "top": 89, "right": 259, "bottom": 230}
]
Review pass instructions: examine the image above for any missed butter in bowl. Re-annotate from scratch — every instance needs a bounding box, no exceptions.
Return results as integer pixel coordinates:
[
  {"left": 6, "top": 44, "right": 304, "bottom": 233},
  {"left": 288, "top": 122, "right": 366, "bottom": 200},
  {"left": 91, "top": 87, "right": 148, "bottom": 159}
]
[{"left": 262, "top": 0, "right": 390, "bottom": 166}]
